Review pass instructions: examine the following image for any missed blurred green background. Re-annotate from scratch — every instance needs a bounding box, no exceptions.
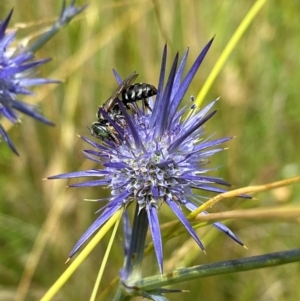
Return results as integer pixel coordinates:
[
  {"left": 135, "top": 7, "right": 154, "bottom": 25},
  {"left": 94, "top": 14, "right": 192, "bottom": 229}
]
[{"left": 0, "top": 0, "right": 299, "bottom": 300}]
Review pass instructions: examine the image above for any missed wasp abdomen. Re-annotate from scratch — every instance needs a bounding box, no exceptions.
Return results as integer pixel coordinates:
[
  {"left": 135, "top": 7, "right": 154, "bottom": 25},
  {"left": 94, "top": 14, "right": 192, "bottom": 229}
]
[{"left": 122, "top": 83, "right": 157, "bottom": 103}]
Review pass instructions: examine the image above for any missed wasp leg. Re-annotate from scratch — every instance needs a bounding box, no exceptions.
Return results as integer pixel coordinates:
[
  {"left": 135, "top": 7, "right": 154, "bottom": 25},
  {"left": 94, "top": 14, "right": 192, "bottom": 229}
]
[
  {"left": 110, "top": 133, "right": 120, "bottom": 145},
  {"left": 106, "top": 126, "right": 120, "bottom": 145},
  {"left": 124, "top": 103, "right": 138, "bottom": 115},
  {"left": 143, "top": 98, "right": 152, "bottom": 112}
]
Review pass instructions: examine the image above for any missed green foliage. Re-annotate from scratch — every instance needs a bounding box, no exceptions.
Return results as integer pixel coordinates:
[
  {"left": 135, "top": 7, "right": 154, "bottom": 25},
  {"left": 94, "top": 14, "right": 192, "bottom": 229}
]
[{"left": 0, "top": 0, "right": 299, "bottom": 300}]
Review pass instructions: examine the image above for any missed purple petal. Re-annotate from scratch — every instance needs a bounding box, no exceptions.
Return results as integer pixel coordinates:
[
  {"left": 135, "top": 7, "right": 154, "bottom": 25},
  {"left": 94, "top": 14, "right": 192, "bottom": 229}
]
[
  {"left": 48, "top": 170, "right": 108, "bottom": 179},
  {"left": 184, "top": 201, "right": 244, "bottom": 246},
  {"left": 154, "top": 53, "right": 179, "bottom": 137},
  {"left": 166, "top": 198, "right": 204, "bottom": 250},
  {"left": 0, "top": 32, "right": 16, "bottom": 56},
  {"left": 10, "top": 52, "right": 33, "bottom": 65},
  {"left": 169, "top": 110, "right": 217, "bottom": 152},
  {"left": 112, "top": 68, "right": 122, "bottom": 84},
  {"left": 150, "top": 45, "right": 167, "bottom": 126},
  {"left": 0, "top": 10, "right": 13, "bottom": 38},
  {"left": 182, "top": 174, "right": 231, "bottom": 186},
  {"left": 156, "top": 159, "right": 174, "bottom": 168},
  {"left": 211, "top": 220, "right": 244, "bottom": 246},
  {"left": 69, "top": 179, "right": 110, "bottom": 187},
  {"left": 0, "top": 103, "right": 19, "bottom": 123},
  {"left": 80, "top": 135, "right": 110, "bottom": 151},
  {"left": 171, "top": 38, "right": 214, "bottom": 117},
  {"left": 117, "top": 99, "right": 143, "bottom": 149},
  {"left": 167, "top": 48, "right": 190, "bottom": 126},
  {"left": 2, "top": 59, "right": 52, "bottom": 76},
  {"left": 170, "top": 48, "right": 189, "bottom": 101},
  {"left": 0, "top": 123, "right": 19, "bottom": 155},
  {"left": 104, "top": 161, "right": 128, "bottom": 169},
  {"left": 182, "top": 100, "right": 217, "bottom": 135},
  {"left": 200, "top": 149, "right": 226, "bottom": 157},
  {"left": 95, "top": 190, "right": 131, "bottom": 213},
  {"left": 151, "top": 186, "right": 160, "bottom": 199},
  {"left": 82, "top": 149, "right": 105, "bottom": 158},
  {"left": 122, "top": 210, "right": 132, "bottom": 256},
  {"left": 82, "top": 152, "right": 105, "bottom": 164},
  {"left": 191, "top": 184, "right": 227, "bottom": 194},
  {"left": 69, "top": 193, "right": 129, "bottom": 257},
  {"left": 10, "top": 100, "right": 54, "bottom": 126},
  {"left": 20, "top": 78, "right": 60, "bottom": 87},
  {"left": 193, "top": 137, "right": 232, "bottom": 153},
  {"left": 146, "top": 205, "right": 163, "bottom": 273}
]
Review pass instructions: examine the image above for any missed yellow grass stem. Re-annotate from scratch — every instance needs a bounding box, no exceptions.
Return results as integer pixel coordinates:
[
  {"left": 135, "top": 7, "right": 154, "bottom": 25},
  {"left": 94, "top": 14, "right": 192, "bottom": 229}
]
[
  {"left": 40, "top": 209, "right": 123, "bottom": 301},
  {"left": 89, "top": 212, "right": 121, "bottom": 301},
  {"left": 195, "top": 0, "right": 268, "bottom": 107},
  {"left": 189, "top": 175, "right": 300, "bottom": 218}
]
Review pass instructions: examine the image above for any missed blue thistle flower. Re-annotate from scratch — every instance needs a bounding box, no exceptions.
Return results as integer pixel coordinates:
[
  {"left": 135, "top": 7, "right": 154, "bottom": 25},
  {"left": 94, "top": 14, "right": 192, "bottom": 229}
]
[
  {"left": 0, "top": 10, "right": 58, "bottom": 155},
  {"left": 49, "top": 38, "right": 245, "bottom": 273}
]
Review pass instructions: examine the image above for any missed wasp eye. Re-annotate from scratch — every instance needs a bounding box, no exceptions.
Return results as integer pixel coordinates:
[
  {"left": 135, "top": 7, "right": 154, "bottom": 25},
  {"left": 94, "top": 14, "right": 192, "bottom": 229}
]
[{"left": 91, "top": 124, "right": 109, "bottom": 138}]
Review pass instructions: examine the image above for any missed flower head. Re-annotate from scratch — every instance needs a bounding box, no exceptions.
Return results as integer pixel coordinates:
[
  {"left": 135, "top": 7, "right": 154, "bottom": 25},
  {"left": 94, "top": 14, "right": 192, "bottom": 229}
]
[
  {"left": 49, "top": 38, "right": 245, "bottom": 273},
  {"left": 0, "top": 10, "right": 58, "bottom": 155}
]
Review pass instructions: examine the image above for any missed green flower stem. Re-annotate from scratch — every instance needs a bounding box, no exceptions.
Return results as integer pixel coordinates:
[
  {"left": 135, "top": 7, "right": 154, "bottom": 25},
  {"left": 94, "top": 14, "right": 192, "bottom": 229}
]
[
  {"left": 111, "top": 206, "right": 149, "bottom": 301},
  {"left": 28, "top": 23, "right": 63, "bottom": 53},
  {"left": 28, "top": 1, "right": 86, "bottom": 53},
  {"left": 123, "top": 205, "right": 149, "bottom": 281},
  {"left": 112, "top": 289, "right": 132, "bottom": 301},
  {"left": 135, "top": 248, "right": 300, "bottom": 291}
]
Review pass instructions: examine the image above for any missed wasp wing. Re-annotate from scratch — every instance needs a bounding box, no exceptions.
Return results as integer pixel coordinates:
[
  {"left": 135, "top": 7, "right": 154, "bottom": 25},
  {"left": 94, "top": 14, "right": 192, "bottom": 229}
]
[{"left": 101, "top": 71, "right": 139, "bottom": 113}]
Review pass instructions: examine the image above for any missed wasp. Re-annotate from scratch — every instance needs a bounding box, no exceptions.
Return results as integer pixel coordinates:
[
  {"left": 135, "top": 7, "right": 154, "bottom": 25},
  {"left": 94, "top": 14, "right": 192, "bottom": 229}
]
[{"left": 91, "top": 71, "right": 157, "bottom": 144}]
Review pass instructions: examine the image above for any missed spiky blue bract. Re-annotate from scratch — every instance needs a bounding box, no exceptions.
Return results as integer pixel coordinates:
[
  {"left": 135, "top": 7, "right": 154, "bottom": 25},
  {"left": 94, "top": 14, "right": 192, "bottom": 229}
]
[
  {"left": 49, "top": 38, "right": 245, "bottom": 272},
  {"left": 0, "top": 10, "right": 58, "bottom": 155}
]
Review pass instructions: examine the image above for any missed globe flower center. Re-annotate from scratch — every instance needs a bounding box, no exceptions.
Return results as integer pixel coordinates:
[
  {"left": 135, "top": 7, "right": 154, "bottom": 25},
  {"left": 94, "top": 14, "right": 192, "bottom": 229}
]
[{"left": 110, "top": 112, "right": 193, "bottom": 210}]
